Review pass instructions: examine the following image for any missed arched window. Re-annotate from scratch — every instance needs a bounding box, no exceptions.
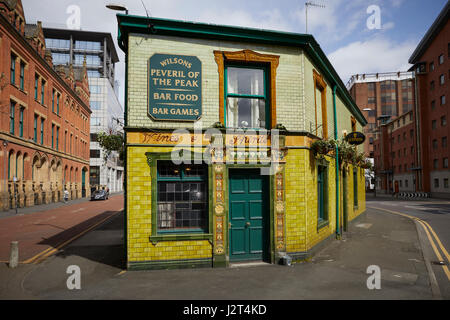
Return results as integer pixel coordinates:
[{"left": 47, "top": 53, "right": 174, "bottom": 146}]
[
  {"left": 23, "top": 153, "right": 28, "bottom": 180},
  {"left": 15, "top": 152, "right": 21, "bottom": 180},
  {"left": 8, "top": 150, "right": 15, "bottom": 180}
]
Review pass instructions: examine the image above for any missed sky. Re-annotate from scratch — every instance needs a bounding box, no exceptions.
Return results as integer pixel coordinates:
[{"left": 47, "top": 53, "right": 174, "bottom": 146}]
[{"left": 21, "top": 0, "right": 448, "bottom": 107}]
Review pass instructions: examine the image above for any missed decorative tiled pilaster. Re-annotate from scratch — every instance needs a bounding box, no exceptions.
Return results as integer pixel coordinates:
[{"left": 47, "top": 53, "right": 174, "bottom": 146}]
[
  {"left": 275, "top": 165, "right": 286, "bottom": 253},
  {"left": 213, "top": 164, "right": 227, "bottom": 267}
]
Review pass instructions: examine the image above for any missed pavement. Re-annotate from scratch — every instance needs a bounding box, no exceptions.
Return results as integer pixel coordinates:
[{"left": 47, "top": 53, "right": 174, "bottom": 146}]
[
  {"left": 365, "top": 193, "right": 450, "bottom": 299},
  {"left": 0, "top": 193, "right": 124, "bottom": 263},
  {"left": 1, "top": 198, "right": 445, "bottom": 300}
]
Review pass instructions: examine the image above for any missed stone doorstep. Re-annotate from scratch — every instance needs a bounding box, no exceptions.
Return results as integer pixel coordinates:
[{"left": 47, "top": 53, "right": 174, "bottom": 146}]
[{"left": 229, "top": 261, "right": 271, "bottom": 268}]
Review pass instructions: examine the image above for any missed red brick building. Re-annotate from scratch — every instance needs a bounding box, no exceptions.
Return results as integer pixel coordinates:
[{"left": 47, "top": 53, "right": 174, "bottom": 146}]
[
  {"left": 408, "top": 1, "right": 449, "bottom": 198},
  {"left": 373, "top": 110, "right": 419, "bottom": 193},
  {"left": 348, "top": 72, "right": 415, "bottom": 159},
  {"left": 0, "top": 0, "right": 91, "bottom": 210},
  {"left": 373, "top": 1, "right": 449, "bottom": 197}
]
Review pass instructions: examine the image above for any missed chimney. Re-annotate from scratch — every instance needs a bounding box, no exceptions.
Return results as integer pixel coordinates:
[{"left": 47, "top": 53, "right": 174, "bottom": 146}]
[{"left": 45, "top": 50, "right": 53, "bottom": 67}]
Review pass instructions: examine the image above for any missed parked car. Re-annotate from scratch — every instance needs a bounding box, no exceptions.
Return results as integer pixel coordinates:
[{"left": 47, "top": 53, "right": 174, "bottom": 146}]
[{"left": 91, "top": 189, "right": 109, "bottom": 201}]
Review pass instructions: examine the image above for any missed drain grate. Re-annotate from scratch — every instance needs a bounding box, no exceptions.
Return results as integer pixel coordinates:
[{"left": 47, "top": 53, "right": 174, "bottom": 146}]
[{"left": 431, "top": 261, "right": 448, "bottom": 266}]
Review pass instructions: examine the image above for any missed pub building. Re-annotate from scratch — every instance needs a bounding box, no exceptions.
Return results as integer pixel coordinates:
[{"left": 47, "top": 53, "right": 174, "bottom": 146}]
[{"left": 117, "top": 15, "right": 367, "bottom": 270}]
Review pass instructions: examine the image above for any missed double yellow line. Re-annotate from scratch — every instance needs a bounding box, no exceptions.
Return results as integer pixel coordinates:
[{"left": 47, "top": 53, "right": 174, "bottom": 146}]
[
  {"left": 20, "top": 211, "right": 121, "bottom": 265},
  {"left": 370, "top": 206, "right": 450, "bottom": 281}
]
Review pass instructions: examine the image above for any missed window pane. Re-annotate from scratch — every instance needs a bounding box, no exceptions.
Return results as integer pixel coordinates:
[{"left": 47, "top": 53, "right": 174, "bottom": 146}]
[
  {"left": 226, "top": 97, "right": 265, "bottom": 128},
  {"left": 158, "top": 162, "right": 181, "bottom": 178},
  {"left": 90, "top": 101, "right": 101, "bottom": 110},
  {"left": 227, "top": 67, "right": 264, "bottom": 96},
  {"left": 157, "top": 163, "right": 208, "bottom": 232}
]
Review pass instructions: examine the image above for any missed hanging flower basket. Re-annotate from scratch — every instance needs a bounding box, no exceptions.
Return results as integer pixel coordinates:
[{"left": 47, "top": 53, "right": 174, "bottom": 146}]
[{"left": 311, "top": 139, "right": 335, "bottom": 159}]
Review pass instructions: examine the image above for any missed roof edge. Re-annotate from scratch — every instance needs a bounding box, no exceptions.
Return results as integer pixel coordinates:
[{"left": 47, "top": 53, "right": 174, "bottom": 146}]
[{"left": 409, "top": 1, "right": 450, "bottom": 64}]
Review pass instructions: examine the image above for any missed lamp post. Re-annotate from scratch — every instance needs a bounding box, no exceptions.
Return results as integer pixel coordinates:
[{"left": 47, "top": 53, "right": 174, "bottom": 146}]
[{"left": 106, "top": 3, "right": 129, "bottom": 15}]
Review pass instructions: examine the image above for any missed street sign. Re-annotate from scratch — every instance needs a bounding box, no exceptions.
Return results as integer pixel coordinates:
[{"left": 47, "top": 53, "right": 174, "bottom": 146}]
[
  {"left": 345, "top": 132, "right": 366, "bottom": 145},
  {"left": 148, "top": 53, "right": 202, "bottom": 121}
]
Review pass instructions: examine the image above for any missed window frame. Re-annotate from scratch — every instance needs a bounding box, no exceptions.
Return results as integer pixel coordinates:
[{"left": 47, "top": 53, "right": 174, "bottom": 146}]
[
  {"left": 146, "top": 151, "right": 213, "bottom": 244},
  {"left": 56, "top": 126, "right": 59, "bottom": 150},
  {"left": 51, "top": 124, "right": 55, "bottom": 149},
  {"left": 34, "top": 75, "right": 39, "bottom": 100},
  {"left": 33, "top": 115, "right": 38, "bottom": 142},
  {"left": 41, "top": 79, "right": 45, "bottom": 105},
  {"left": 224, "top": 63, "right": 269, "bottom": 130},
  {"left": 52, "top": 89, "right": 55, "bottom": 113},
  {"left": 9, "top": 101, "right": 15, "bottom": 135},
  {"left": 353, "top": 168, "right": 358, "bottom": 208},
  {"left": 214, "top": 49, "right": 280, "bottom": 129},
  {"left": 19, "top": 61, "right": 25, "bottom": 90},
  {"left": 156, "top": 160, "right": 209, "bottom": 234},
  {"left": 40, "top": 118, "right": 44, "bottom": 145},
  {"left": 19, "top": 107, "right": 24, "bottom": 137},
  {"left": 317, "top": 162, "right": 329, "bottom": 229},
  {"left": 10, "top": 53, "right": 16, "bottom": 85}
]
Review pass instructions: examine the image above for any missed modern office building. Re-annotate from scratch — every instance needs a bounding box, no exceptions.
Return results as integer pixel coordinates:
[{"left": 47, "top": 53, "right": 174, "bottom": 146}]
[
  {"left": 117, "top": 15, "right": 367, "bottom": 270},
  {"left": 0, "top": 0, "right": 91, "bottom": 210},
  {"left": 43, "top": 27, "right": 124, "bottom": 193}
]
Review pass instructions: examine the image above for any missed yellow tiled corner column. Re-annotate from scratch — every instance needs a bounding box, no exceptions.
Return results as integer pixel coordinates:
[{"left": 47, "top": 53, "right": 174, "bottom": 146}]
[
  {"left": 285, "top": 149, "right": 338, "bottom": 259},
  {"left": 285, "top": 149, "right": 307, "bottom": 254},
  {"left": 126, "top": 146, "right": 212, "bottom": 270}
]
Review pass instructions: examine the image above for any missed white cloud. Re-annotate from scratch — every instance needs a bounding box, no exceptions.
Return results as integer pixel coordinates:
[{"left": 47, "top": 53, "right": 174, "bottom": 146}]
[
  {"left": 382, "top": 21, "right": 395, "bottom": 31},
  {"left": 327, "top": 36, "right": 415, "bottom": 84},
  {"left": 291, "top": 0, "right": 366, "bottom": 42},
  {"left": 391, "top": 0, "right": 405, "bottom": 8},
  {"left": 196, "top": 8, "right": 291, "bottom": 32}
]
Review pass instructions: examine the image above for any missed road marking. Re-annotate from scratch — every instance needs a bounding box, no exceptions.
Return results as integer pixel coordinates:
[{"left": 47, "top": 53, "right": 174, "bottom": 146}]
[
  {"left": 420, "top": 220, "right": 450, "bottom": 263},
  {"left": 25, "top": 211, "right": 121, "bottom": 265},
  {"left": 116, "top": 270, "right": 127, "bottom": 276},
  {"left": 369, "top": 206, "right": 450, "bottom": 281},
  {"left": 33, "top": 212, "right": 120, "bottom": 264},
  {"left": 416, "top": 219, "right": 450, "bottom": 281},
  {"left": 71, "top": 208, "right": 86, "bottom": 213},
  {"left": 355, "top": 223, "right": 372, "bottom": 229},
  {"left": 22, "top": 246, "right": 54, "bottom": 264}
]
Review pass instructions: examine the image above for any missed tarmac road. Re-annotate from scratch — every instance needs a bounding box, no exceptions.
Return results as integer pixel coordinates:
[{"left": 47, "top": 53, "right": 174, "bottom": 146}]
[
  {"left": 366, "top": 194, "right": 450, "bottom": 299},
  {"left": 0, "top": 201, "right": 443, "bottom": 300}
]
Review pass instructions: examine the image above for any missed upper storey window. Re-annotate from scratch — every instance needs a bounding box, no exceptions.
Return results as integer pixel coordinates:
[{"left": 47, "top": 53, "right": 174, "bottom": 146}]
[
  {"left": 225, "top": 66, "right": 267, "bottom": 129},
  {"left": 45, "top": 38, "right": 70, "bottom": 49},
  {"left": 75, "top": 40, "right": 101, "bottom": 51}
]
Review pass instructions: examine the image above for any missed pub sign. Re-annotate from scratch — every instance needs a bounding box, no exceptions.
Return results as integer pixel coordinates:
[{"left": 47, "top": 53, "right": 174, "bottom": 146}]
[
  {"left": 148, "top": 54, "right": 202, "bottom": 121},
  {"left": 345, "top": 131, "right": 366, "bottom": 145}
]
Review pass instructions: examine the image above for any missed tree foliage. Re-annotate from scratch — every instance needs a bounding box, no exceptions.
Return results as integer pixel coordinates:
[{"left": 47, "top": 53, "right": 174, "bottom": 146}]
[{"left": 96, "top": 132, "right": 124, "bottom": 163}]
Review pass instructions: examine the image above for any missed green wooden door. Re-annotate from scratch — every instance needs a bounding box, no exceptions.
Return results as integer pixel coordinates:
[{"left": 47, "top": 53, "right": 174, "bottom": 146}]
[{"left": 229, "top": 169, "right": 268, "bottom": 262}]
